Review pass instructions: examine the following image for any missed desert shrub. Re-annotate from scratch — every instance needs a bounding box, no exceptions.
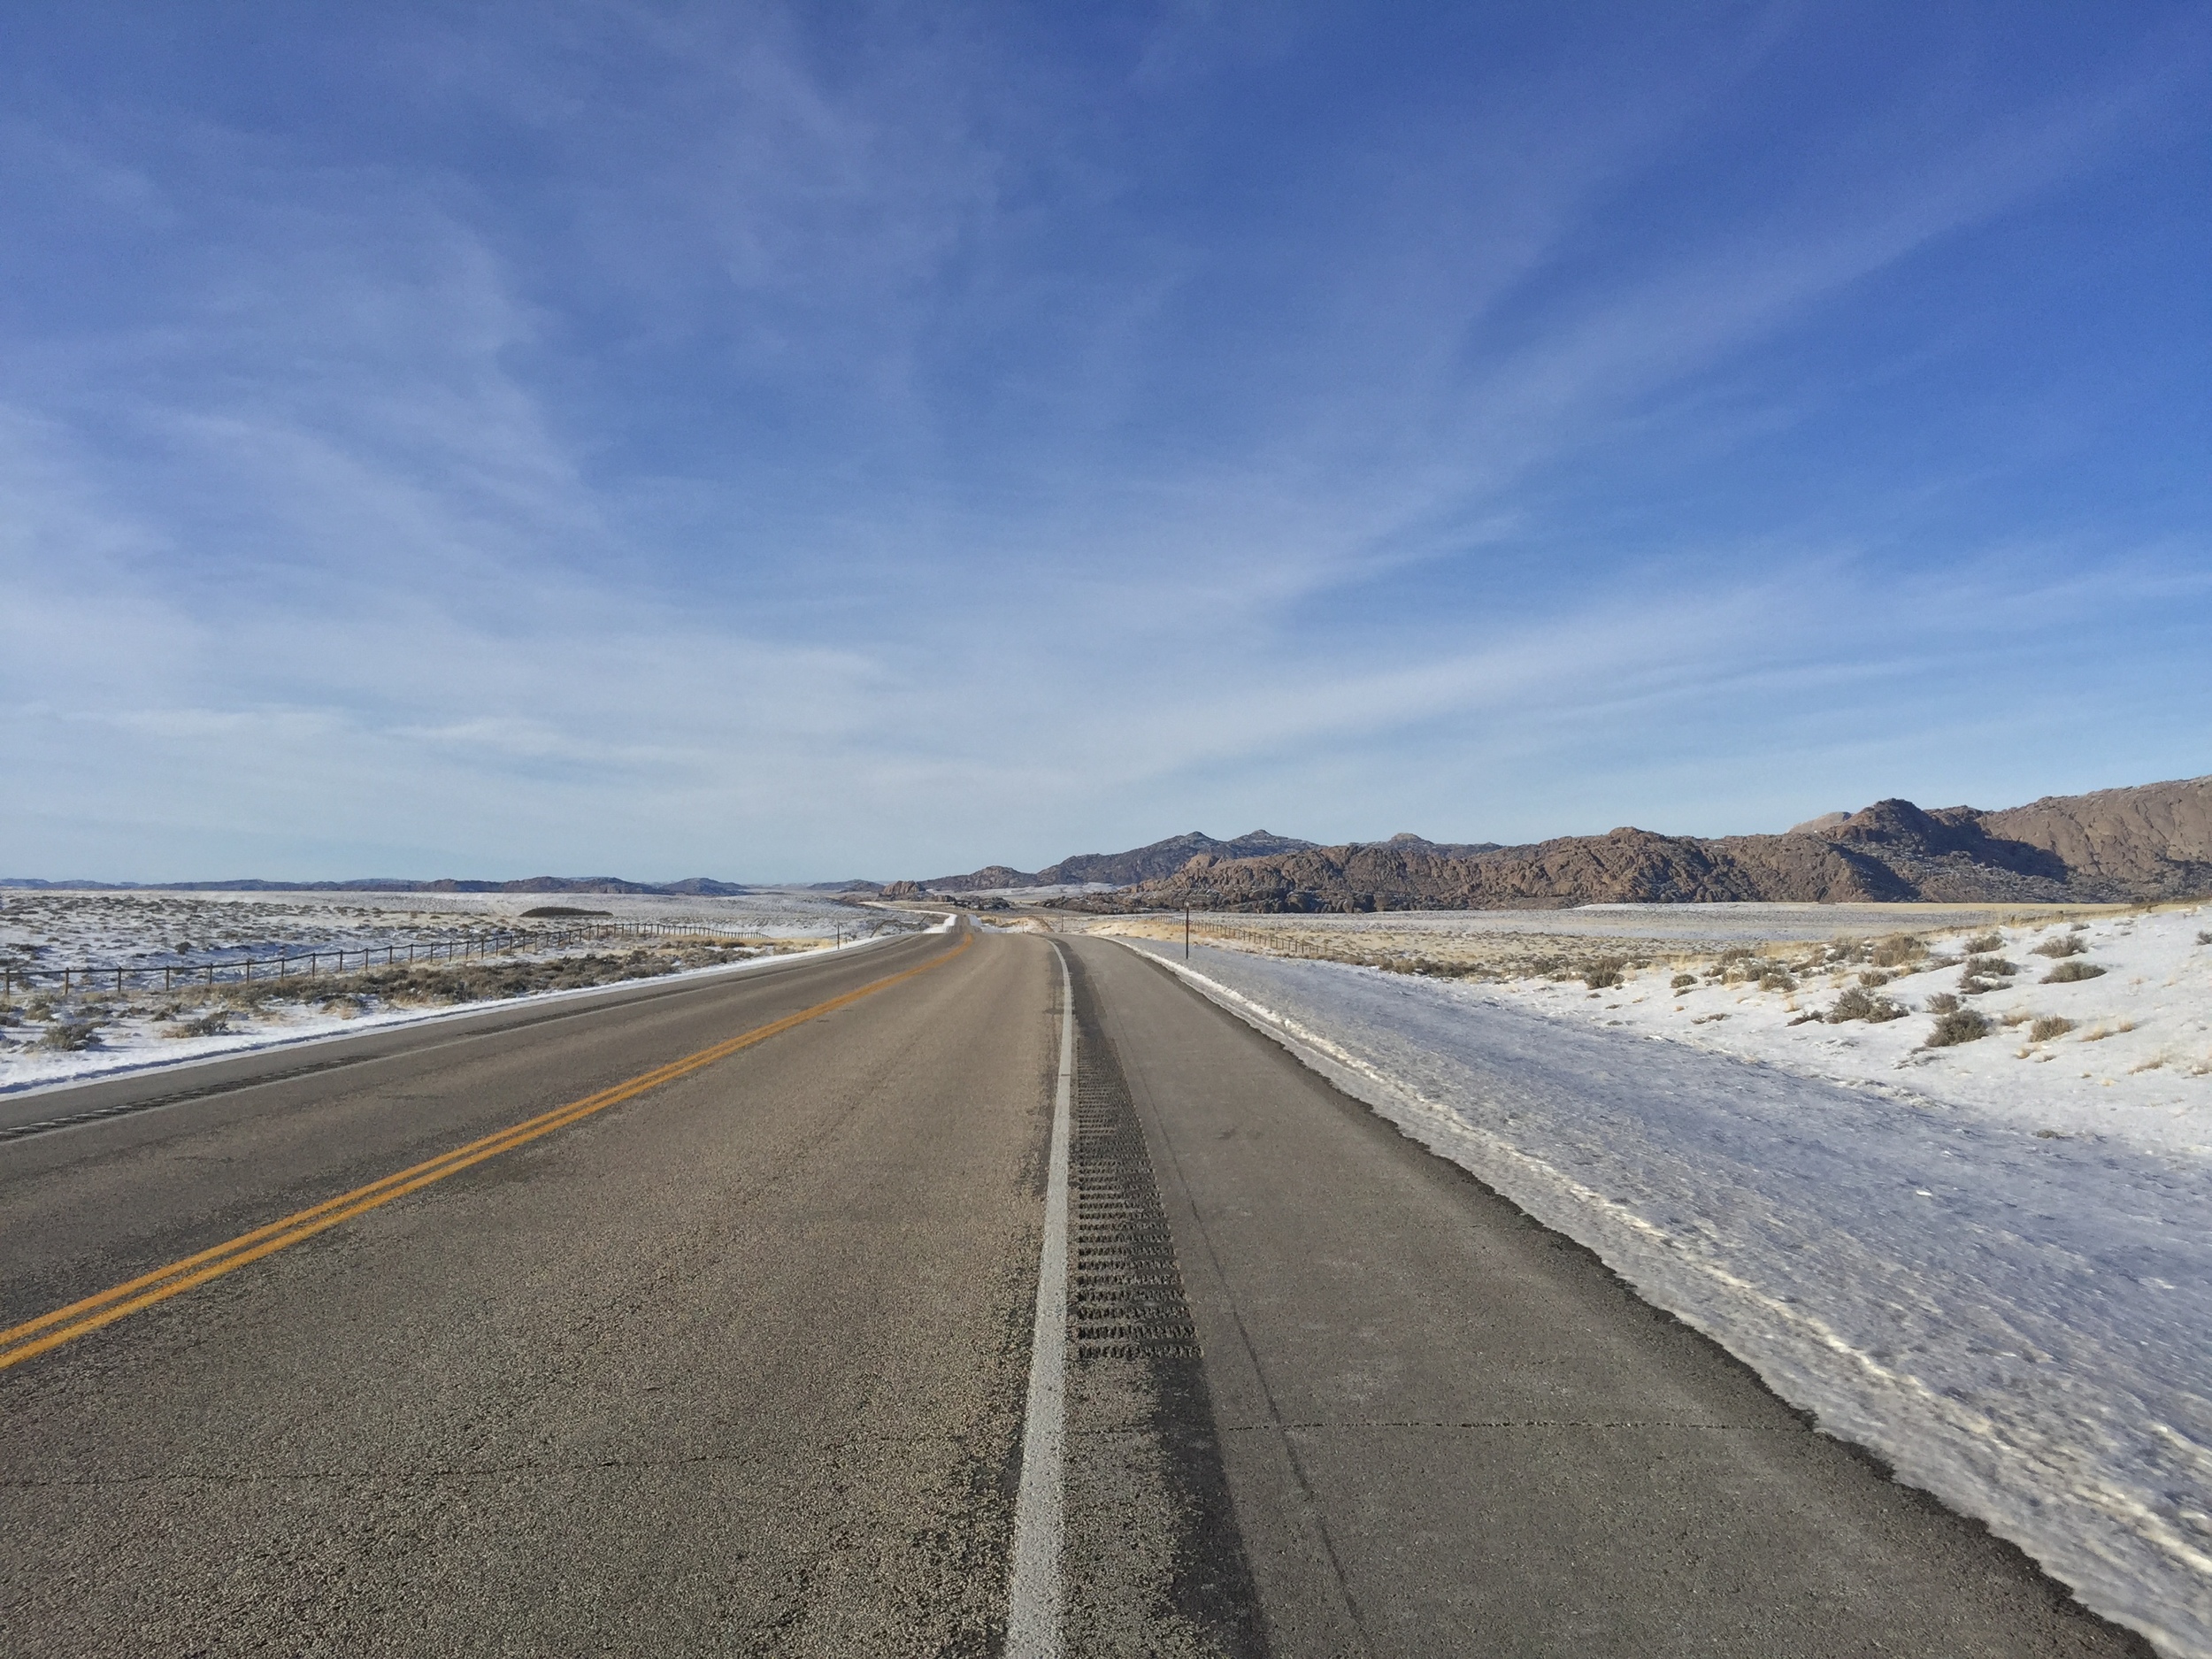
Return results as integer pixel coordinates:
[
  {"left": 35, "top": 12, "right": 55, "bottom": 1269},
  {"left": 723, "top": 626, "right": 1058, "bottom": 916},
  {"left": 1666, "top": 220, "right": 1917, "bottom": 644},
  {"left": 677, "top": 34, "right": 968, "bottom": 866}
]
[
  {"left": 209, "top": 983, "right": 281, "bottom": 1013},
  {"left": 1858, "top": 969, "right": 1892, "bottom": 987},
  {"left": 1409, "top": 959, "right": 1485, "bottom": 979},
  {"left": 2032, "top": 935, "right": 2085, "bottom": 958},
  {"left": 1582, "top": 956, "right": 1624, "bottom": 989},
  {"left": 1828, "top": 987, "right": 1906, "bottom": 1024},
  {"left": 1714, "top": 947, "right": 1756, "bottom": 981},
  {"left": 2030, "top": 1015, "right": 2077, "bottom": 1042},
  {"left": 160, "top": 1010, "right": 232, "bottom": 1038},
  {"left": 1962, "top": 932, "right": 2003, "bottom": 954},
  {"left": 1870, "top": 934, "right": 1925, "bottom": 968},
  {"left": 39, "top": 1019, "right": 101, "bottom": 1051},
  {"left": 1926, "top": 1009, "right": 1992, "bottom": 1048},
  {"left": 2198, "top": 931, "right": 2212, "bottom": 946},
  {"left": 1926, "top": 992, "right": 1962, "bottom": 1015},
  {"left": 1958, "top": 956, "right": 2016, "bottom": 995},
  {"left": 2042, "top": 961, "right": 2106, "bottom": 984},
  {"left": 2069, "top": 920, "right": 2089, "bottom": 931},
  {"left": 1758, "top": 969, "right": 1796, "bottom": 992},
  {"left": 1670, "top": 972, "right": 1696, "bottom": 991}
]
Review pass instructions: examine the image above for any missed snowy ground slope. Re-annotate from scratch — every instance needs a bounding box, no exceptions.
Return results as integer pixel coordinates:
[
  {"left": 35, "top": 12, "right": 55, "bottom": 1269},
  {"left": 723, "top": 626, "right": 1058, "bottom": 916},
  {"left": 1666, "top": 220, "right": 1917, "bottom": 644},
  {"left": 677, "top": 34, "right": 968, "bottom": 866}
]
[
  {"left": 0, "top": 888, "right": 906, "bottom": 1095},
  {"left": 1485, "top": 906, "right": 2212, "bottom": 1154},
  {"left": 1120, "top": 933, "right": 2212, "bottom": 1658},
  {"left": 0, "top": 886, "right": 877, "bottom": 966}
]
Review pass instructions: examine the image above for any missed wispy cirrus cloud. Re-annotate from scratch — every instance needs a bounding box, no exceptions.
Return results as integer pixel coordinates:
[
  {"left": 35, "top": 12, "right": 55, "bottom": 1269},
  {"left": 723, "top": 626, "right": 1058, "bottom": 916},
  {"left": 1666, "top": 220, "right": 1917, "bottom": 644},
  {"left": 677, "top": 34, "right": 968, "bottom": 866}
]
[{"left": 1, "top": 3, "right": 2207, "bottom": 878}]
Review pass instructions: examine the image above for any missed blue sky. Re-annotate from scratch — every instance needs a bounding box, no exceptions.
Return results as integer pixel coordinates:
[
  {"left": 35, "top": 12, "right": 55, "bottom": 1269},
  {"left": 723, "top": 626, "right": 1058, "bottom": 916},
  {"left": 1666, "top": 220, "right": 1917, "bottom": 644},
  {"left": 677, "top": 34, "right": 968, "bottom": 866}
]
[{"left": 3, "top": 3, "right": 2208, "bottom": 881}]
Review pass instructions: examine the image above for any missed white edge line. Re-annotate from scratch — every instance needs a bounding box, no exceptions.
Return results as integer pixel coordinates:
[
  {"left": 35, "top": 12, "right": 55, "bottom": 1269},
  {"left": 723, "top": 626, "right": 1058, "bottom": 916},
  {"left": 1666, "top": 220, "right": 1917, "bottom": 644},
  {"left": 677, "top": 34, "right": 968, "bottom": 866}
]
[{"left": 1007, "top": 943, "right": 1072, "bottom": 1658}]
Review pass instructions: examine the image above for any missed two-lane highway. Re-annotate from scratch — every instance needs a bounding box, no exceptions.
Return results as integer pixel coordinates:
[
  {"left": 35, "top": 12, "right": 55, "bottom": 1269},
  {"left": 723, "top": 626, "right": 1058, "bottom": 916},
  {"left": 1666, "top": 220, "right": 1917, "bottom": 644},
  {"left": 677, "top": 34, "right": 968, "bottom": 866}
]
[
  {"left": 2, "top": 925, "right": 1060, "bottom": 1655},
  {"left": 0, "top": 925, "right": 2155, "bottom": 1655}
]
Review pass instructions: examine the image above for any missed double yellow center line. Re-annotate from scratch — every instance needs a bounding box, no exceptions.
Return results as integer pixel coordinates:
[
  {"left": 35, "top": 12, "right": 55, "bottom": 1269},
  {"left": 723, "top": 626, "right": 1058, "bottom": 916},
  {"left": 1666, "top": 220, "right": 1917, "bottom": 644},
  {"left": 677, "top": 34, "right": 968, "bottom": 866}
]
[{"left": 0, "top": 933, "right": 972, "bottom": 1373}]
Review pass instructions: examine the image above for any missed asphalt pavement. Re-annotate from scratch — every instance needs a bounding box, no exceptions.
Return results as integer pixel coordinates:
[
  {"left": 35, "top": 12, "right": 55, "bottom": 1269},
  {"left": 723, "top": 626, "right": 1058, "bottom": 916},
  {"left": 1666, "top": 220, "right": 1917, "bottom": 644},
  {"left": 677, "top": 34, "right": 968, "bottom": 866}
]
[{"left": 0, "top": 924, "right": 2153, "bottom": 1655}]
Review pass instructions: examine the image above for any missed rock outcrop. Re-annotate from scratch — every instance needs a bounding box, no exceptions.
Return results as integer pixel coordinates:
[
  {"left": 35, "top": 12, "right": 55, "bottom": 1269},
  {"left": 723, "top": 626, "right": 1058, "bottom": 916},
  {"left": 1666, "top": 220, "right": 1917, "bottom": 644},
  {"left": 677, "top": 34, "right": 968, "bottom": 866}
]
[
  {"left": 911, "top": 830, "right": 1319, "bottom": 893},
  {"left": 1050, "top": 775, "right": 2212, "bottom": 913}
]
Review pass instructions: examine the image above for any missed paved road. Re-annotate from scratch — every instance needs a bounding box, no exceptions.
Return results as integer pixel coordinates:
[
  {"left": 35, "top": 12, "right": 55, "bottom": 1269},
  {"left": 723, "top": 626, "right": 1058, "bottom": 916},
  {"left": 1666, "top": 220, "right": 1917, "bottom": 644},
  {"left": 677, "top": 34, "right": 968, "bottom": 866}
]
[
  {"left": 1066, "top": 936, "right": 2149, "bottom": 1658},
  {"left": 0, "top": 926, "right": 2151, "bottom": 1655}
]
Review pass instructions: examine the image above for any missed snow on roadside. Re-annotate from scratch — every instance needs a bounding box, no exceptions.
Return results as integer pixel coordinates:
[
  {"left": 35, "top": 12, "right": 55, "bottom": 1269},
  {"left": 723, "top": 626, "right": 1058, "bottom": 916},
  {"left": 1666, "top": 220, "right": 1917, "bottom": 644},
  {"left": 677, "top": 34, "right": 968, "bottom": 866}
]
[
  {"left": 0, "top": 944, "right": 872, "bottom": 1099},
  {"left": 0, "top": 889, "right": 917, "bottom": 1096},
  {"left": 1476, "top": 906, "right": 2212, "bottom": 1156},
  {"left": 1120, "top": 933, "right": 2212, "bottom": 1658}
]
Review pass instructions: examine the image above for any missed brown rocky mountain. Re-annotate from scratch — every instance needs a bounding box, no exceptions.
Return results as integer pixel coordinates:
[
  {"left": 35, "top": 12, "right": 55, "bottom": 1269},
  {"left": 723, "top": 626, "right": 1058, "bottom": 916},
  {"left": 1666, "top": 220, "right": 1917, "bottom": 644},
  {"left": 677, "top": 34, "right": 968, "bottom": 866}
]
[
  {"left": 1049, "top": 775, "right": 2212, "bottom": 913},
  {"left": 910, "top": 831, "right": 1321, "bottom": 893},
  {"left": 1978, "top": 777, "right": 2212, "bottom": 899}
]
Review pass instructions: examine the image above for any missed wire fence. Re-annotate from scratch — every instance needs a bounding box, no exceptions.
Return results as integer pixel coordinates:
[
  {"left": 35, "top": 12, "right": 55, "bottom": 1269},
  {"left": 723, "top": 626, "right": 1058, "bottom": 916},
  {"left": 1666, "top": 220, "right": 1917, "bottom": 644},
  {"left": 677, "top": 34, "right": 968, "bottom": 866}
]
[{"left": 1, "top": 918, "right": 748, "bottom": 999}]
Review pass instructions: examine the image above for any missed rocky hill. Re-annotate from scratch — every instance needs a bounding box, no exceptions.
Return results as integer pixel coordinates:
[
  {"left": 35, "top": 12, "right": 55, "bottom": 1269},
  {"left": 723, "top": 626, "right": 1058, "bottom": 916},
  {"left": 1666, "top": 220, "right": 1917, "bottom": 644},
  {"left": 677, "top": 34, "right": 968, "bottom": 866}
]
[
  {"left": 910, "top": 830, "right": 1319, "bottom": 893},
  {"left": 1049, "top": 775, "right": 2212, "bottom": 913}
]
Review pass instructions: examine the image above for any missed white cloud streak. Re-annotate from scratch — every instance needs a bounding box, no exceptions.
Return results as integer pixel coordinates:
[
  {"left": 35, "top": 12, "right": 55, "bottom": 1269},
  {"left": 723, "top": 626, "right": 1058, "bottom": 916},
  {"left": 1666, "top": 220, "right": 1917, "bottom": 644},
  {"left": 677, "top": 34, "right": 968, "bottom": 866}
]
[{"left": 1, "top": 4, "right": 2206, "bottom": 876}]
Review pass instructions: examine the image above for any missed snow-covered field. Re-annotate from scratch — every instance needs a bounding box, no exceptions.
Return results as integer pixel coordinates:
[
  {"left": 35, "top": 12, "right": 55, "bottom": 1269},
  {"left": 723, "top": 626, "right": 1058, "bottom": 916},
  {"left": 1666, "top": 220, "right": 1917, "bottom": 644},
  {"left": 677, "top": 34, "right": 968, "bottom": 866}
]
[
  {"left": 1113, "top": 903, "right": 2212, "bottom": 1658},
  {"left": 0, "top": 888, "right": 910, "bottom": 1095},
  {"left": 0, "top": 886, "right": 880, "bottom": 966}
]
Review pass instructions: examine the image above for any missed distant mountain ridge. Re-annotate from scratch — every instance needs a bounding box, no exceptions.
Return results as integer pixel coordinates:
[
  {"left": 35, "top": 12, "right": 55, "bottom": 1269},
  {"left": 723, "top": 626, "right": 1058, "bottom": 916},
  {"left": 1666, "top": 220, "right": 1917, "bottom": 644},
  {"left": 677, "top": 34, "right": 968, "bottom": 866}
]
[
  {"left": 1045, "top": 775, "right": 2212, "bottom": 912},
  {"left": 0, "top": 875, "right": 753, "bottom": 896},
  {"left": 909, "top": 830, "right": 1320, "bottom": 893}
]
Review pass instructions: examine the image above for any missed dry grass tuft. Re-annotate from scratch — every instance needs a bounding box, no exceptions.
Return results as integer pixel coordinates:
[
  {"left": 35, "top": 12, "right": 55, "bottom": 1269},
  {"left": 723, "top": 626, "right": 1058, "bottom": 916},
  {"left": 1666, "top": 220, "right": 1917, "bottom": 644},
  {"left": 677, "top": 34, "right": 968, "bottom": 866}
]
[
  {"left": 1870, "top": 934, "right": 1926, "bottom": 968},
  {"left": 1829, "top": 987, "right": 1907, "bottom": 1024},
  {"left": 2043, "top": 961, "right": 2106, "bottom": 984},
  {"left": 1927, "top": 1008, "right": 1993, "bottom": 1048},
  {"left": 157, "top": 1010, "right": 233, "bottom": 1039}
]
